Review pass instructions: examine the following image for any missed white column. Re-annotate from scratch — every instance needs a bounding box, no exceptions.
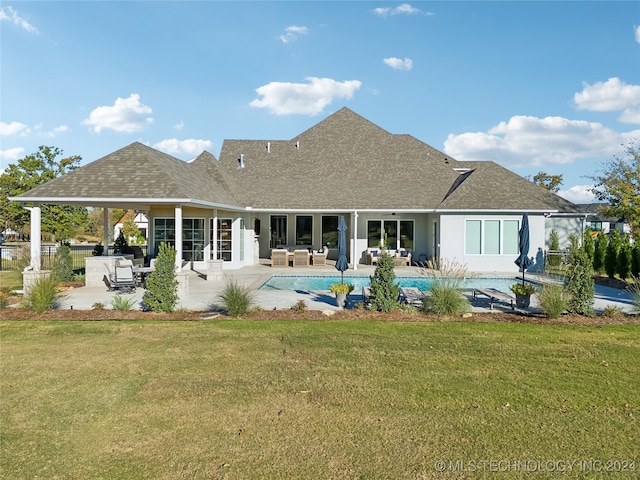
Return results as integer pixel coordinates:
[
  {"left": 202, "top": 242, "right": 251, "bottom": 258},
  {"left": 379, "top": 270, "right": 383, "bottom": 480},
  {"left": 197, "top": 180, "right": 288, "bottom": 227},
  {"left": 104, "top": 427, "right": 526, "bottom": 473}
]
[
  {"left": 352, "top": 210, "right": 358, "bottom": 271},
  {"left": 29, "top": 204, "right": 41, "bottom": 271},
  {"left": 103, "top": 208, "right": 109, "bottom": 255},
  {"left": 213, "top": 208, "right": 218, "bottom": 260},
  {"left": 174, "top": 205, "right": 182, "bottom": 271}
]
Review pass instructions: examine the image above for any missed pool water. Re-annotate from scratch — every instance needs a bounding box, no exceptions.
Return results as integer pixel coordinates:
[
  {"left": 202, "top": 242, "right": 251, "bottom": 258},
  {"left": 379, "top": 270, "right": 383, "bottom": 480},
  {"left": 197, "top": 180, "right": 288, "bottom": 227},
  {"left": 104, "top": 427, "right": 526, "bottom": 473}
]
[{"left": 258, "top": 275, "right": 524, "bottom": 292}]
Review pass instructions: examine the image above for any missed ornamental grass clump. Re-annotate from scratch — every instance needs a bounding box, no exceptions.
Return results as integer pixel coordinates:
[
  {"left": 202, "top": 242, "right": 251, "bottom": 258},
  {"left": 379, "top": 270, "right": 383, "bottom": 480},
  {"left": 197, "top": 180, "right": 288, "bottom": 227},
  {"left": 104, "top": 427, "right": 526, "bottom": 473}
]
[
  {"left": 538, "top": 284, "right": 568, "bottom": 319},
  {"left": 421, "top": 258, "right": 471, "bottom": 316},
  {"left": 219, "top": 280, "right": 254, "bottom": 317},
  {"left": 25, "top": 275, "right": 60, "bottom": 313},
  {"left": 110, "top": 294, "right": 136, "bottom": 311}
]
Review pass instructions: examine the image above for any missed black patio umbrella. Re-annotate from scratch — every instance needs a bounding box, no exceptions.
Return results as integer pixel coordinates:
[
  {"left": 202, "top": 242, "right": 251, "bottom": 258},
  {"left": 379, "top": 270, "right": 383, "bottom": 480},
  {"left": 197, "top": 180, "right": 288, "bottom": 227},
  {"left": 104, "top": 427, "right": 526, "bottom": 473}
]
[
  {"left": 514, "top": 212, "right": 534, "bottom": 285},
  {"left": 335, "top": 216, "right": 349, "bottom": 283}
]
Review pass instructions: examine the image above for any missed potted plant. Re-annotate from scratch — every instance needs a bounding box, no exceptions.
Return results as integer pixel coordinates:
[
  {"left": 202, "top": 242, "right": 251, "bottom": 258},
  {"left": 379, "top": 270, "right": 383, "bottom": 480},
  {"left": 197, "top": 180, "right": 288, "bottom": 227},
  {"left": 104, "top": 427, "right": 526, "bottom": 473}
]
[
  {"left": 329, "top": 282, "right": 354, "bottom": 309},
  {"left": 510, "top": 283, "right": 537, "bottom": 308}
]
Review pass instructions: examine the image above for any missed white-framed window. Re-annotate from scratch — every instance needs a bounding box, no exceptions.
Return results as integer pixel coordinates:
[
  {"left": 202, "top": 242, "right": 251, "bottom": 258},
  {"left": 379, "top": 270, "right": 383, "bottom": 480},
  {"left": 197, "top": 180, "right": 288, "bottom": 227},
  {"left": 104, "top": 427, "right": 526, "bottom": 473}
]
[
  {"left": 465, "top": 219, "right": 520, "bottom": 255},
  {"left": 295, "top": 215, "right": 313, "bottom": 246},
  {"left": 183, "top": 218, "right": 205, "bottom": 262},
  {"left": 366, "top": 220, "right": 415, "bottom": 250},
  {"left": 212, "top": 218, "right": 233, "bottom": 261}
]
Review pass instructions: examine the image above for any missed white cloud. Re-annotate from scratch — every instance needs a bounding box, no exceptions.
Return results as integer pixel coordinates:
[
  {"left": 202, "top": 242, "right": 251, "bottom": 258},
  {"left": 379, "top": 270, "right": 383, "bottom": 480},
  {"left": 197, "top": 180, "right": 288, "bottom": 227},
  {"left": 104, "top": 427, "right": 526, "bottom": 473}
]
[
  {"left": 44, "top": 125, "right": 70, "bottom": 138},
  {"left": 174, "top": 120, "right": 184, "bottom": 131},
  {"left": 372, "top": 4, "right": 431, "bottom": 17},
  {"left": 153, "top": 138, "right": 213, "bottom": 156},
  {"left": 249, "top": 77, "right": 362, "bottom": 115},
  {"left": 0, "top": 6, "right": 38, "bottom": 34},
  {"left": 383, "top": 57, "right": 413, "bottom": 71},
  {"left": 0, "top": 147, "right": 25, "bottom": 163},
  {"left": 557, "top": 185, "right": 596, "bottom": 204},
  {"left": 635, "top": 25, "right": 640, "bottom": 43},
  {"left": 0, "top": 121, "right": 30, "bottom": 136},
  {"left": 444, "top": 115, "right": 638, "bottom": 167},
  {"left": 574, "top": 77, "right": 640, "bottom": 124},
  {"left": 279, "top": 25, "right": 308, "bottom": 43},
  {"left": 82, "top": 93, "right": 153, "bottom": 133}
]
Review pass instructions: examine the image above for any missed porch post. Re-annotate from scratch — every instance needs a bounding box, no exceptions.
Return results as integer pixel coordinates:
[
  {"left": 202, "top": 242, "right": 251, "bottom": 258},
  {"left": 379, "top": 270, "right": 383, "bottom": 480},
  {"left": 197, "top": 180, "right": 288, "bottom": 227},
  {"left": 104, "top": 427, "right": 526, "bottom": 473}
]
[
  {"left": 29, "top": 204, "right": 41, "bottom": 271},
  {"left": 103, "top": 208, "right": 109, "bottom": 255},
  {"left": 175, "top": 205, "right": 182, "bottom": 271},
  {"left": 212, "top": 208, "right": 218, "bottom": 260},
  {"left": 352, "top": 210, "right": 358, "bottom": 271}
]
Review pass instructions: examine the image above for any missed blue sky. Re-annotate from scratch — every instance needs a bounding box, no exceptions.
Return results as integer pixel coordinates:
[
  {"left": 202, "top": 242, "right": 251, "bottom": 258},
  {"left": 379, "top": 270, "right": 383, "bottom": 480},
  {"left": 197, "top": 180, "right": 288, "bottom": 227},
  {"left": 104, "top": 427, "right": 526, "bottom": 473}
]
[{"left": 1, "top": 1, "right": 639, "bottom": 204}]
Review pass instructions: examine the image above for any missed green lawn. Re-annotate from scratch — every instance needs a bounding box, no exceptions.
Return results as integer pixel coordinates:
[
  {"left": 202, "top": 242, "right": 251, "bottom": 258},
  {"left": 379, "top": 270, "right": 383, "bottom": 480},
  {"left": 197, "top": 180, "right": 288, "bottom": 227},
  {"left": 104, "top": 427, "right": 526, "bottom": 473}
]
[{"left": 1, "top": 320, "right": 638, "bottom": 479}]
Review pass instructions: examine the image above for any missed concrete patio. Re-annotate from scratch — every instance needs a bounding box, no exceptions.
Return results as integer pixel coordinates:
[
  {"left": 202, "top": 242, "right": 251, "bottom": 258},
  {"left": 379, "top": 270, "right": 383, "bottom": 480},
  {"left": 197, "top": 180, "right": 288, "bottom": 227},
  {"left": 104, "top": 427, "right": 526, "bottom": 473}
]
[{"left": 52, "top": 261, "right": 637, "bottom": 315}]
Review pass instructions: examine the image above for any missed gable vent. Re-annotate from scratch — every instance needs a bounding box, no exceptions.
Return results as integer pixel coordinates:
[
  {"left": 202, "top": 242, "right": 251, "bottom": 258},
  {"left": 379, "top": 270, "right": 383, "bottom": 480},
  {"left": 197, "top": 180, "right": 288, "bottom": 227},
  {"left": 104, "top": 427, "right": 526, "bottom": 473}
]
[{"left": 238, "top": 154, "right": 245, "bottom": 169}]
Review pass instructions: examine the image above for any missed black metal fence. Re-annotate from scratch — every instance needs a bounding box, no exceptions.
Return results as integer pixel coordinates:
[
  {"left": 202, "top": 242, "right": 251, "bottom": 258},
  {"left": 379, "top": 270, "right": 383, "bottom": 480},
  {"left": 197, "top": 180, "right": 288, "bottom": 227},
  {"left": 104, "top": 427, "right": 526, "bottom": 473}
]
[{"left": 0, "top": 245, "right": 148, "bottom": 272}]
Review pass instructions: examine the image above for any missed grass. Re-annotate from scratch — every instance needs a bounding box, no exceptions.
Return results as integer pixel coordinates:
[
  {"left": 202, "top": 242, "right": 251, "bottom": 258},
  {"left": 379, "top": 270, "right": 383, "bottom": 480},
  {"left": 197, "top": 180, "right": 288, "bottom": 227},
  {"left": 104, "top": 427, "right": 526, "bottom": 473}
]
[
  {"left": 0, "top": 270, "right": 23, "bottom": 291},
  {"left": 1, "top": 320, "right": 638, "bottom": 479}
]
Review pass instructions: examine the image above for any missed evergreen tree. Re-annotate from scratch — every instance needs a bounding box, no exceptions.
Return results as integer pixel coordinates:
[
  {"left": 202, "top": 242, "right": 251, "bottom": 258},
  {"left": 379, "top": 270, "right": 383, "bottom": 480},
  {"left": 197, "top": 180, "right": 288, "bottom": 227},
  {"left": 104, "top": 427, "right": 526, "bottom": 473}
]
[
  {"left": 369, "top": 251, "right": 399, "bottom": 312},
  {"left": 604, "top": 230, "right": 621, "bottom": 278},
  {"left": 582, "top": 230, "right": 595, "bottom": 268},
  {"left": 564, "top": 234, "right": 594, "bottom": 316},
  {"left": 547, "top": 229, "right": 562, "bottom": 268},
  {"left": 113, "top": 231, "right": 128, "bottom": 254},
  {"left": 617, "top": 234, "right": 631, "bottom": 281},
  {"left": 143, "top": 242, "right": 178, "bottom": 312},
  {"left": 632, "top": 242, "right": 640, "bottom": 278},
  {"left": 51, "top": 243, "right": 74, "bottom": 282},
  {"left": 592, "top": 231, "right": 608, "bottom": 274}
]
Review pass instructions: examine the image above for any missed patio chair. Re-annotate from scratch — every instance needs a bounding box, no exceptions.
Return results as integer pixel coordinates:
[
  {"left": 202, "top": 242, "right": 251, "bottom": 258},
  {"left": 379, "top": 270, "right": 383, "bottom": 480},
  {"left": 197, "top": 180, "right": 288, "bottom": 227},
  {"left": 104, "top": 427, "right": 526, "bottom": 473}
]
[
  {"left": 366, "top": 248, "right": 380, "bottom": 265},
  {"left": 394, "top": 249, "right": 412, "bottom": 267},
  {"left": 103, "top": 264, "right": 136, "bottom": 294},
  {"left": 362, "top": 286, "right": 372, "bottom": 309},
  {"left": 271, "top": 249, "right": 289, "bottom": 267},
  {"left": 312, "top": 247, "right": 329, "bottom": 266},
  {"left": 399, "top": 287, "right": 425, "bottom": 307},
  {"left": 292, "top": 249, "right": 310, "bottom": 267}
]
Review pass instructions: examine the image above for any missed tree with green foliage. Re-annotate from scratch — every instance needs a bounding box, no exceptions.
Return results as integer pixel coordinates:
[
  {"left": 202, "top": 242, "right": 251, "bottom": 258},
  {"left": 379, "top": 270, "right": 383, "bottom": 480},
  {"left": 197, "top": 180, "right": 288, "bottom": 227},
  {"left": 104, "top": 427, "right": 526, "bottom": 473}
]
[
  {"left": 143, "top": 242, "right": 178, "bottom": 312},
  {"left": 564, "top": 234, "right": 594, "bottom": 316},
  {"left": 530, "top": 171, "right": 563, "bottom": 192},
  {"left": 113, "top": 232, "right": 128, "bottom": 254},
  {"left": 121, "top": 214, "right": 144, "bottom": 245},
  {"left": 604, "top": 230, "right": 621, "bottom": 278},
  {"left": 369, "top": 252, "right": 399, "bottom": 312},
  {"left": 588, "top": 141, "right": 640, "bottom": 237},
  {"left": 632, "top": 242, "right": 640, "bottom": 278},
  {"left": 617, "top": 234, "right": 631, "bottom": 281},
  {"left": 0, "top": 146, "right": 87, "bottom": 240},
  {"left": 582, "top": 230, "right": 595, "bottom": 267},
  {"left": 51, "top": 243, "right": 74, "bottom": 282},
  {"left": 593, "top": 230, "right": 608, "bottom": 274},
  {"left": 547, "top": 229, "right": 562, "bottom": 268}
]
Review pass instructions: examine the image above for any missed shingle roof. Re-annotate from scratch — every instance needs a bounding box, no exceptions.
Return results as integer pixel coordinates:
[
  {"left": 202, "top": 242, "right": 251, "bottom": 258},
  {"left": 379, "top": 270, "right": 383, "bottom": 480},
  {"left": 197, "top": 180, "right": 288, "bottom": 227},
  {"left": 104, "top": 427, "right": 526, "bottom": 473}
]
[{"left": 14, "top": 107, "right": 579, "bottom": 214}]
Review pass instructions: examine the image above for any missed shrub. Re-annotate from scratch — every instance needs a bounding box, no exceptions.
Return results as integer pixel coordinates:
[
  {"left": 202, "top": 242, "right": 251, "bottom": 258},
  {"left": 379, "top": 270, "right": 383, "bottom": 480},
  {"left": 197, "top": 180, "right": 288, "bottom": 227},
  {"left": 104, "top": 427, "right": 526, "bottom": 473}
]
[
  {"left": 604, "top": 230, "right": 621, "bottom": 278},
  {"left": 593, "top": 231, "right": 608, "bottom": 274},
  {"left": 547, "top": 229, "right": 562, "bottom": 268},
  {"left": 111, "top": 294, "right": 136, "bottom": 311},
  {"left": 92, "top": 302, "right": 106, "bottom": 310},
  {"left": 369, "top": 251, "right": 399, "bottom": 312},
  {"left": 538, "top": 284, "right": 568, "bottom": 319},
  {"left": 329, "top": 282, "right": 354, "bottom": 294},
  {"left": 510, "top": 283, "right": 537, "bottom": 296},
  {"left": 632, "top": 243, "right": 640, "bottom": 278},
  {"left": 143, "top": 242, "right": 178, "bottom": 313},
  {"left": 219, "top": 280, "right": 253, "bottom": 317},
  {"left": 564, "top": 234, "right": 594, "bottom": 316},
  {"left": 421, "top": 258, "right": 471, "bottom": 316},
  {"left": 582, "top": 230, "right": 595, "bottom": 267},
  {"left": 617, "top": 235, "right": 631, "bottom": 281},
  {"left": 92, "top": 243, "right": 104, "bottom": 256},
  {"left": 290, "top": 299, "right": 308, "bottom": 312},
  {"left": 51, "top": 243, "right": 74, "bottom": 282},
  {"left": 113, "top": 232, "right": 128, "bottom": 254},
  {"left": 600, "top": 305, "right": 623, "bottom": 318},
  {"left": 629, "top": 278, "right": 640, "bottom": 315},
  {"left": 422, "top": 285, "right": 470, "bottom": 316},
  {"left": 0, "top": 291, "right": 9, "bottom": 309},
  {"left": 25, "top": 275, "right": 59, "bottom": 313}
]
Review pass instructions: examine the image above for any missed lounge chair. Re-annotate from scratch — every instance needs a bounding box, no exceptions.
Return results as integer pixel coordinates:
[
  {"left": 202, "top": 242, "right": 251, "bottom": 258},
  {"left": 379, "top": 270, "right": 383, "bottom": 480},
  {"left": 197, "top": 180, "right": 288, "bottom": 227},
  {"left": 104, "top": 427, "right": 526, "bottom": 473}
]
[
  {"left": 473, "top": 288, "right": 515, "bottom": 310},
  {"left": 292, "top": 249, "right": 310, "bottom": 267},
  {"left": 271, "top": 249, "right": 289, "bottom": 267},
  {"left": 312, "top": 247, "right": 329, "bottom": 266},
  {"left": 103, "top": 264, "right": 137, "bottom": 294},
  {"left": 399, "top": 287, "right": 424, "bottom": 307},
  {"left": 362, "top": 286, "right": 372, "bottom": 309}
]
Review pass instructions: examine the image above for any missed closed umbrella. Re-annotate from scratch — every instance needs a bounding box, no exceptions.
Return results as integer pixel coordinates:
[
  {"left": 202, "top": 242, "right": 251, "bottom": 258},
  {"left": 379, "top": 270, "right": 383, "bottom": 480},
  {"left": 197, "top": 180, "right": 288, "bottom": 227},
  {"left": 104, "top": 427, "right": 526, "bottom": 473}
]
[
  {"left": 335, "top": 216, "right": 349, "bottom": 283},
  {"left": 514, "top": 212, "right": 534, "bottom": 285}
]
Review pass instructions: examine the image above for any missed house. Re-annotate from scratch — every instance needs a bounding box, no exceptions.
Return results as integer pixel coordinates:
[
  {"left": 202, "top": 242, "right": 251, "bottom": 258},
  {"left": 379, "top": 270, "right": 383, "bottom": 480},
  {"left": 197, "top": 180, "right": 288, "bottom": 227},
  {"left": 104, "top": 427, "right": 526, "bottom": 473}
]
[
  {"left": 113, "top": 210, "right": 149, "bottom": 244},
  {"left": 578, "top": 203, "right": 632, "bottom": 237},
  {"left": 12, "top": 107, "right": 586, "bottom": 280}
]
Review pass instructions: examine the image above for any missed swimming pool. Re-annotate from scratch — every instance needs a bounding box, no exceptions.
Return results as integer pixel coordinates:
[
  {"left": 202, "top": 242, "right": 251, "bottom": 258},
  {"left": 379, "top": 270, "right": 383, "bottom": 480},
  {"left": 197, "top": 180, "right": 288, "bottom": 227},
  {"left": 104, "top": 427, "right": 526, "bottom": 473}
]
[{"left": 258, "top": 275, "right": 526, "bottom": 292}]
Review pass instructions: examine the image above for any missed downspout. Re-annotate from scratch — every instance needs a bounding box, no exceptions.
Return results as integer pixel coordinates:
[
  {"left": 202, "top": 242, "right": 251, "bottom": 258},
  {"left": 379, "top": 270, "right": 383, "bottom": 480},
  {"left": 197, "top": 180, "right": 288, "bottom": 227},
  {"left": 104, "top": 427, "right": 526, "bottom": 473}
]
[{"left": 352, "top": 210, "right": 358, "bottom": 271}]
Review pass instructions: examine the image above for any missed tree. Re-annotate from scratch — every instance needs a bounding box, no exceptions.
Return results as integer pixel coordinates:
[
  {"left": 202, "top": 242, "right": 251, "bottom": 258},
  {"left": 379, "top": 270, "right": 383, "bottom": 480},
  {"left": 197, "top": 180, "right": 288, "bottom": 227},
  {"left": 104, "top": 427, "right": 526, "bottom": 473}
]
[
  {"left": 582, "top": 229, "right": 595, "bottom": 267},
  {"left": 530, "top": 171, "right": 563, "bottom": 192},
  {"left": 0, "top": 146, "right": 87, "bottom": 239},
  {"left": 143, "top": 242, "right": 178, "bottom": 312},
  {"left": 593, "top": 230, "right": 608, "bottom": 274},
  {"left": 121, "top": 214, "right": 143, "bottom": 244},
  {"left": 369, "top": 252, "right": 399, "bottom": 312},
  {"left": 617, "top": 234, "right": 631, "bottom": 281},
  {"left": 604, "top": 230, "right": 621, "bottom": 278},
  {"left": 547, "top": 229, "right": 562, "bottom": 268},
  {"left": 564, "top": 234, "right": 594, "bottom": 316},
  {"left": 588, "top": 141, "right": 640, "bottom": 237}
]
